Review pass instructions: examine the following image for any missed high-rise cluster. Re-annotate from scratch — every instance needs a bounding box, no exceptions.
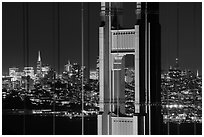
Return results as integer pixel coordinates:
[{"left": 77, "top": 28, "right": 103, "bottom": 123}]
[{"left": 161, "top": 60, "right": 202, "bottom": 123}]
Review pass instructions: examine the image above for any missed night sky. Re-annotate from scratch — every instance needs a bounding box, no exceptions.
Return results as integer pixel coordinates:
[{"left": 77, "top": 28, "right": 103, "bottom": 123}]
[{"left": 2, "top": 2, "right": 202, "bottom": 75}]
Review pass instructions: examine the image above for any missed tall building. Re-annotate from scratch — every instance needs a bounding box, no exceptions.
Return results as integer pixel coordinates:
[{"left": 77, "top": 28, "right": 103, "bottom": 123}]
[
  {"left": 161, "top": 62, "right": 202, "bottom": 123},
  {"left": 64, "top": 60, "right": 72, "bottom": 72},
  {"left": 36, "top": 51, "right": 42, "bottom": 78},
  {"left": 23, "top": 67, "right": 35, "bottom": 79},
  {"left": 98, "top": 2, "right": 162, "bottom": 135},
  {"left": 42, "top": 65, "right": 50, "bottom": 77},
  {"left": 9, "top": 67, "right": 21, "bottom": 81},
  {"left": 9, "top": 67, "right": 19, "bottom": 77}
]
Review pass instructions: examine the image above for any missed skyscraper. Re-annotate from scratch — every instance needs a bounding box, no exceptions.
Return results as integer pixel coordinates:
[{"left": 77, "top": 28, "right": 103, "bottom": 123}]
[
  {"left": 41, "top": 65, "right": 50, "bottom": 77},
  {"left": 9, "top": 67, "right": 19, "bottom": 77},
  {"left": 36, "top": 51, "right": 42, "bottom": 78},
  {"left": 64, "top": 60, "right": 72, "bottom": 73},
  {"left": 23, "top": 66, "right": 35, "bottom": 79},
  {"left": 9, "top": 67, "right": 20, "bottom": 82}
]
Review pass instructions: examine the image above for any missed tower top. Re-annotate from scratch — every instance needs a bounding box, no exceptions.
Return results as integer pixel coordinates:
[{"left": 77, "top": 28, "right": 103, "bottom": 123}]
[
  {"left": 100, "top": 2, "right": 123, "bottom": 29},
  {"left": 175, "top": 58, "right": 179, "bottom": 68},
  {"left": 38, "top": 51, "right": 41, "bottom": 62}
]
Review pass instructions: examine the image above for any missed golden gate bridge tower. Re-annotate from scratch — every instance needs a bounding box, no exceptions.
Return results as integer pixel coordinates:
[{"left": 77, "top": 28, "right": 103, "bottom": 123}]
[{"left": 97, "top": 2, "right": 162, "bottom": 135}]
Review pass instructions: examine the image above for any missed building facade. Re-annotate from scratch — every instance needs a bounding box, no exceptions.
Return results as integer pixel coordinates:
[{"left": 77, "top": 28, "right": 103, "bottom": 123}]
[
  {"left": 23, "top": 67, "right": 35, "bottom": 79},
  {"left": 9, "top": 67, "right": 19, "bottom": 78}
]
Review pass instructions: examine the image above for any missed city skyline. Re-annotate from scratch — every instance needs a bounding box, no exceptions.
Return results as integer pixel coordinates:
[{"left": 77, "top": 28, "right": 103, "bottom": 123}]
[
  {"left": 2, "top": 56, "right": 202, "bottom": 134},
  {"left": 2, "top": 2, "right": 202, "bottom": 74},
  {"left": 3, "top": 50, "right": 87, "bottom": 76},
  {"left": 2, "top": 2, "right": 202, "bottom": 135}
]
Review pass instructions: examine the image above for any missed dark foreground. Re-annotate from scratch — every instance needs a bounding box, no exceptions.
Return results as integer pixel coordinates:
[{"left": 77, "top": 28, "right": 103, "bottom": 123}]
[
  {"left": 2, "top": 114, "right": 202, "bottom": 135},
  {"left": 2, "top": 114, "right": 97, "bottom": 135}
]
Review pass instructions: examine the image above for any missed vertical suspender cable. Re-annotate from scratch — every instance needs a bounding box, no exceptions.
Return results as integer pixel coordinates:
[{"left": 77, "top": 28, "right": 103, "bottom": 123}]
[
  {"left": 52, "top": 3, "right": 55, "bottom": 71},
  {"left": 23, "top": 3, "right": 25, "bottom": 134},
  {"left": 52, "top": 3, "right": 56, "bottom": 135},
  {"left": 26, "top": 3, "right": 29, "bottom": 68},
  {"left": 176, "top": 3, "right": 180, "bottom": 135},
  {"left": 81, "top": 2, "right": 84, "bottom": 135},
  {"left": 145, "top": 2, "right": 149, "bottom": 135},
  {"left": 108, "top": 3, "right": 111, "bottom": 134},
  {"left": 86, "top": 2, "right": 90, "bottom": 131},
  {"left": 26, "top": 2, "right": 29, "bottom": 133},
  {"left": 193, "top": 3, "right": 196, "bottom": 135},
  {"left": 144, "top": 2, "right": 148, "bottom": 120},
  {"left": 53, "top": 2, "right": 60, "bottom": 135},
  {"left": 165, "top": 3, "right": 170, "bottom": 135},
  {"left": 52, "top": 3, "right": 55, "bottom": 74},
  {"left": 52, "top": 3, "right": 55, "bottom": 134},
  {"left": 148, "top": 22, "right": 151, "bottom": 135},
  {"left": 176, "top": 3, "right": 179, "bottom": 62},
  {"left": 23, "top": 3, "right": 29, "bottom": 134},
  {"left": 52, "top": 2, "right": 60, "bottom": 135},
  {"left": 22, "top": 3, "right": 26, "bottom": 135},
  {"left": 144, "top": 2, "right": 148, "bottom": 134},
  {"left": 58, "top": 3, "right": 60, "bottom": 78},
  {"left": 23, "top": 3, "right": 25, "bottom": 74},
  {"left": 87, "top": 3, "right": 90, "bottom": 82}
]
